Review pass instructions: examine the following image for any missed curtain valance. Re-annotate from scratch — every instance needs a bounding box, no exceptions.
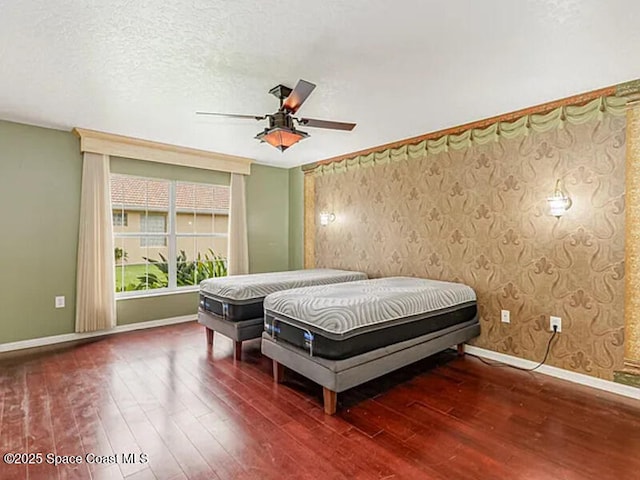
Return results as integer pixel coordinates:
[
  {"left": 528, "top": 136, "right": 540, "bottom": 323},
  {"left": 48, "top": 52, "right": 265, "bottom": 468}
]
[{"left": 312, "top": 96, "right": 627, "bottom": 176}]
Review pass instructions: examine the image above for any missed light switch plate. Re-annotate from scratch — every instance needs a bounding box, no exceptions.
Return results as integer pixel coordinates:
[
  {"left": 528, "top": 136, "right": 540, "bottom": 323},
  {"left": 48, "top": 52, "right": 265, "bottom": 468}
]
[{"left": 501, "top": 310, "right": 510, "bottom": 324}]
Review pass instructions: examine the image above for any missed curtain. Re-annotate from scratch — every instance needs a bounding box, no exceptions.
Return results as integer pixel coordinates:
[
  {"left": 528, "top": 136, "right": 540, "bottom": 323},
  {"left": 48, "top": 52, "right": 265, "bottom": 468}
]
[
  {"left": 75, "top": 152, "right": 116, "bottom": 332},
  {"left": 227, "top": 173, "right": 249, "bottom": 275}
]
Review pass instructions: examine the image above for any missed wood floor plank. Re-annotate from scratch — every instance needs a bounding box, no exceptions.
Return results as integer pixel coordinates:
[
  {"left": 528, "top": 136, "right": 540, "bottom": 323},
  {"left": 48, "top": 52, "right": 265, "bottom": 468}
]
[
  {"left": 182, "top": 386, "right": 326, "bottom": 480},
  {"left": 119, "top": 404, "right": 185, "bottom": 480},
  {"left": 143, "top": 407, "right": 220, "bottom": 480},
  {"left": 198, "top": 412, "right": 286, "bottom": 480},
  {"left": 140, "top": 357, "right": 212, "bottom": 418},
  {"left": 46, "top": 374, "right": 93, "bottom": 480},
  {"left": 94, "top": 378, "right": 148, "bottom": 477},
  {"left": 25, "top": 370, "right": 59, "bottom": 480},
  {"left": 0, "top": 366, "right": 28, "bottom": 480},
  {"left": 91, "top": 463, "right": 125, "bottom": 480},
  {"left": 170, "top": 409, "right": 258, "bottom": 480},
  {"left": 124, "top": 467, "right": 157, "bottom": 480}
]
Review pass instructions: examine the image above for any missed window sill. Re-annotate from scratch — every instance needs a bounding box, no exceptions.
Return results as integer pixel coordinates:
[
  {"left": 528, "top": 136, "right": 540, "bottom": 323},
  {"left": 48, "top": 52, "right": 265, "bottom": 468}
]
[{"left": 116, "top": 287, "right": 200, "bottom": 301}]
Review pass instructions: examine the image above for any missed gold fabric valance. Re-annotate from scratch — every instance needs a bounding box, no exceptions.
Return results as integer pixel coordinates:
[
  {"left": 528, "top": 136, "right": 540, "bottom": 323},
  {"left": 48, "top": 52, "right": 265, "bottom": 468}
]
[{"left": 312, "top": 96, "right": 627, "bottom": 176}]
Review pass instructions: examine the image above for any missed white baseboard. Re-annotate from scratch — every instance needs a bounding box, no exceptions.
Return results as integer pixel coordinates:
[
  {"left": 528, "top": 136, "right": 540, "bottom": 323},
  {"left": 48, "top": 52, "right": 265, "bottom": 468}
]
[
  {"left": 464, "top": 345, "right": 640, "bottom": 401},
  {"left": 0, "top": 315, "right": 197, "bottom": 353}
]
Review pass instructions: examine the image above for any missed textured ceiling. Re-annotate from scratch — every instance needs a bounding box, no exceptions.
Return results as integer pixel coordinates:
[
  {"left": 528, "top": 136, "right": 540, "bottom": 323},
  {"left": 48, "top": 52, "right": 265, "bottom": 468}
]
[{"left": 0, "top": 0, "right": 639, "bottom": 168}]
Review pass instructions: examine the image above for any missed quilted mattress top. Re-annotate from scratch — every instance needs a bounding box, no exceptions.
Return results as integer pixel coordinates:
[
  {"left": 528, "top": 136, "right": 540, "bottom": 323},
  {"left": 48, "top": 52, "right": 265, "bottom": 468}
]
[
  {"left": 263, "top": 276, "right": 476, "bottom": 335},
  {"left": 199, "top": 269, "right": 367, "bottom": 301}
]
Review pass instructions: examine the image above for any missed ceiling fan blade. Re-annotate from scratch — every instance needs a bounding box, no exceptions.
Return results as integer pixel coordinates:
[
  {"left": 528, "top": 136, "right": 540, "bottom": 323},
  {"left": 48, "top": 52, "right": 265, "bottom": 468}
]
[
  {"left": 282, "top": 80, "right": 316, "bottom": 113},
  {"left": 196, "top": 112, "right": 265, "bottom": 121},
  {"left": 298, "top": 117, "right": 356, "bottom": 131}
]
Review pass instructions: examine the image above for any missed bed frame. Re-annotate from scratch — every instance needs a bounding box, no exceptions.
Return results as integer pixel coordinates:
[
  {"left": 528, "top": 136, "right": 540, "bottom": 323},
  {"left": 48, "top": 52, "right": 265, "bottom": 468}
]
[
  {"left": 261, "top": 318, "right": 480, "bottom": 414},
  {"left": 198, "top": 309, "right": 264, "bottom": 360}
]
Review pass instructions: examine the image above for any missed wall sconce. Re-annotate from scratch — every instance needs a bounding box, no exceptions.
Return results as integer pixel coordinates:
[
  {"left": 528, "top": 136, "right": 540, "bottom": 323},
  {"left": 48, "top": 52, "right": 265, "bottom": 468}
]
[
  {"left": 319, "top": 212, "right": 336, "bottom": 226},
  {"left": 547, "top": 179, "right": 572, "bottom": 218}
]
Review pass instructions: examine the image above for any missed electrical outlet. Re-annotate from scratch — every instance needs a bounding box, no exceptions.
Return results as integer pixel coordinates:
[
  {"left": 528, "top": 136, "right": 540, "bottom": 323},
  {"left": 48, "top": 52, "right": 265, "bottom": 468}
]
[
  {"left": 550, "top": 316, "right": 562, "bottom": 332},
  {"left": 55, "top": 296, "right": 65, "bottom": 309},
  {"left": 501, "top": 310, "right": 510, "bottom": 324}
]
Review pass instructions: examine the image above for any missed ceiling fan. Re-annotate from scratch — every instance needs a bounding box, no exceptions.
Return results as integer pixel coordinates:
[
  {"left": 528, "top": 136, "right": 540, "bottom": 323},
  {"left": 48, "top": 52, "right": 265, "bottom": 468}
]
[{"left": 196, "top": 79, "right": 356, "bottom": 152}]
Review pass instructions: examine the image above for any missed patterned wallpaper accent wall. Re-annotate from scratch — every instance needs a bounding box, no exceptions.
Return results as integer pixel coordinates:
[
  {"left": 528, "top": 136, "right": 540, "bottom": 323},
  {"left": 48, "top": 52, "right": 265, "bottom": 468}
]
[{"left": 313, "top": 113, "right": 627, "bottom": 380}]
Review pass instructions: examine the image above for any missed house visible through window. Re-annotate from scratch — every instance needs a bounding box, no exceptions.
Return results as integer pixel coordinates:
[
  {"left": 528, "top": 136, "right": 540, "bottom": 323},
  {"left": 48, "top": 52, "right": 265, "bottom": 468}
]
[{"left": 110, "top": 174, "right": 229, "bottom": 295}]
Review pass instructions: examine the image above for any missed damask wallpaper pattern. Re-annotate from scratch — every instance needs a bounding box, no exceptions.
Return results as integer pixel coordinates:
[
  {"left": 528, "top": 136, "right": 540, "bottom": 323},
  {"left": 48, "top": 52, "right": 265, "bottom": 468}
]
[{"left": 313, "top": 113, "right": 626, "bottom": 380}]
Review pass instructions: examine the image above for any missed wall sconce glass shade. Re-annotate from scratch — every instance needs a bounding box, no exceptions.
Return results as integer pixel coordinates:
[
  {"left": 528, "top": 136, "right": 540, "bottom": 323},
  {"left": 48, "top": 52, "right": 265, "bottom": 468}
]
[
  {"left": 547, "top": 180, "right": 572, "bottom": 217},
  {"left": 319, "top": 212, "right": 336, "bottom": 226}
]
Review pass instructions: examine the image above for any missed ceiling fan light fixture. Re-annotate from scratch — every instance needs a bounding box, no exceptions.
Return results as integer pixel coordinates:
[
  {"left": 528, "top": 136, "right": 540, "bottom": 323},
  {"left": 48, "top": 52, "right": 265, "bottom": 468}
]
[
  {"left": 198, "top": 79, "right": 355, "bottom": 152},
  {"left": 255, "top": 126, "right": 309, "bottom": 152}
]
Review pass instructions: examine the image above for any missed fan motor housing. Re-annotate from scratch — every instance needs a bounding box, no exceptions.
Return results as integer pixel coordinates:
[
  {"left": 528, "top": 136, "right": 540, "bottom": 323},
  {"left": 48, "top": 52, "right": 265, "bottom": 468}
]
[{"left": 269, "top": 111, "right": 295, "bottom": 130}]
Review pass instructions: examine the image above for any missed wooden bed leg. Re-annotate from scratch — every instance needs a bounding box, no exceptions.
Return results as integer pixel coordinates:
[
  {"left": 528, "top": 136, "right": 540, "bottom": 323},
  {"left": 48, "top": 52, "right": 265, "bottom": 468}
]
[
  {"left": 273, "top": 360, "right": 285, "bottom": 383},
  {"left": 206, "top": 327, "right": 214, "bottom": 346},
  {"left": 457, "top": 343, "right": 465, "bottom": 357},
  {"left": 323, "top": 388, "right": 337, "bottom": 415},
  {"left": 233, "top": 341, "right": 242, "bottom": 361}
]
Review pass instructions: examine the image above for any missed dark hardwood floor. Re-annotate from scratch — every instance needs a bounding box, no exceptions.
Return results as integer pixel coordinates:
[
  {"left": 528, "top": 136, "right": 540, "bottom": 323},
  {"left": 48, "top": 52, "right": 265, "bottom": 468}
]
[{"left": 1, "top": 321, "right": 639, "bottom": 480}]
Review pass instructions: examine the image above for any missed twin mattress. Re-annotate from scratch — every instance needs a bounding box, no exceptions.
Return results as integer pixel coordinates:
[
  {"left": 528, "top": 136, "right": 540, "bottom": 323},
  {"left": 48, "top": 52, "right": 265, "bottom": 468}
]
[
  {"left": 199, "top": 269, "right": 367, "bottom": 322},
  {"left": 264, "top": 277, "right": 477, "bottom": 360}
]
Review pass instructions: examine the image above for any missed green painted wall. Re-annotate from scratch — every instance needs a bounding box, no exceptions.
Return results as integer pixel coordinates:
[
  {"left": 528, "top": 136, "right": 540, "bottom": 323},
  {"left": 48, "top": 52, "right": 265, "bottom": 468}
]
[
  {"left": 116, "top": 292, "right": 198, "bottom": 325},
  {"left": 0, "top": 120, "right": 293, "bottom": 343},
  {"left": 246, "top": 163, "right": 290, "bottom": 273},
  {"left": 0, "top": 121, "right": 82, "bottom": 343},
  {"left": 288, "top": 166, "right": 304, "bottom": 270}
]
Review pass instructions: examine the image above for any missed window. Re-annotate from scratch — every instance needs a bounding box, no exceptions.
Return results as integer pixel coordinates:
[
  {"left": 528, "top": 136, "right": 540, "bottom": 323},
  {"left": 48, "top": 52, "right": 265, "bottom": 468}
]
[
  {"left": 110, "top": 174, "right": 229, "bottom": 295},
  {"left": 140, "top": 214, "right": 167, "bottom": 247},
  {"left": 112, "top": 212, "right": 128, "bottom": 227}
]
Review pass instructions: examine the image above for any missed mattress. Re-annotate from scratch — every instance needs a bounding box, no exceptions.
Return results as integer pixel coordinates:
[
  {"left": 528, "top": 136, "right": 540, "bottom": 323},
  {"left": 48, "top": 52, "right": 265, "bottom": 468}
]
[
  {"left": 199, "top": 269, "right": 367, "bottom": 322},
  {"left": 263, "top": 277, "right": 477, "bottom": 359}
]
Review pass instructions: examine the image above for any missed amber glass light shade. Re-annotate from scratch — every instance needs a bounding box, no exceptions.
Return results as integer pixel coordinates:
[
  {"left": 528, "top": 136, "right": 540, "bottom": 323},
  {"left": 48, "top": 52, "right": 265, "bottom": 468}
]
[{"left": 255, "top": 127, "right": 309, "bottom": 151}]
